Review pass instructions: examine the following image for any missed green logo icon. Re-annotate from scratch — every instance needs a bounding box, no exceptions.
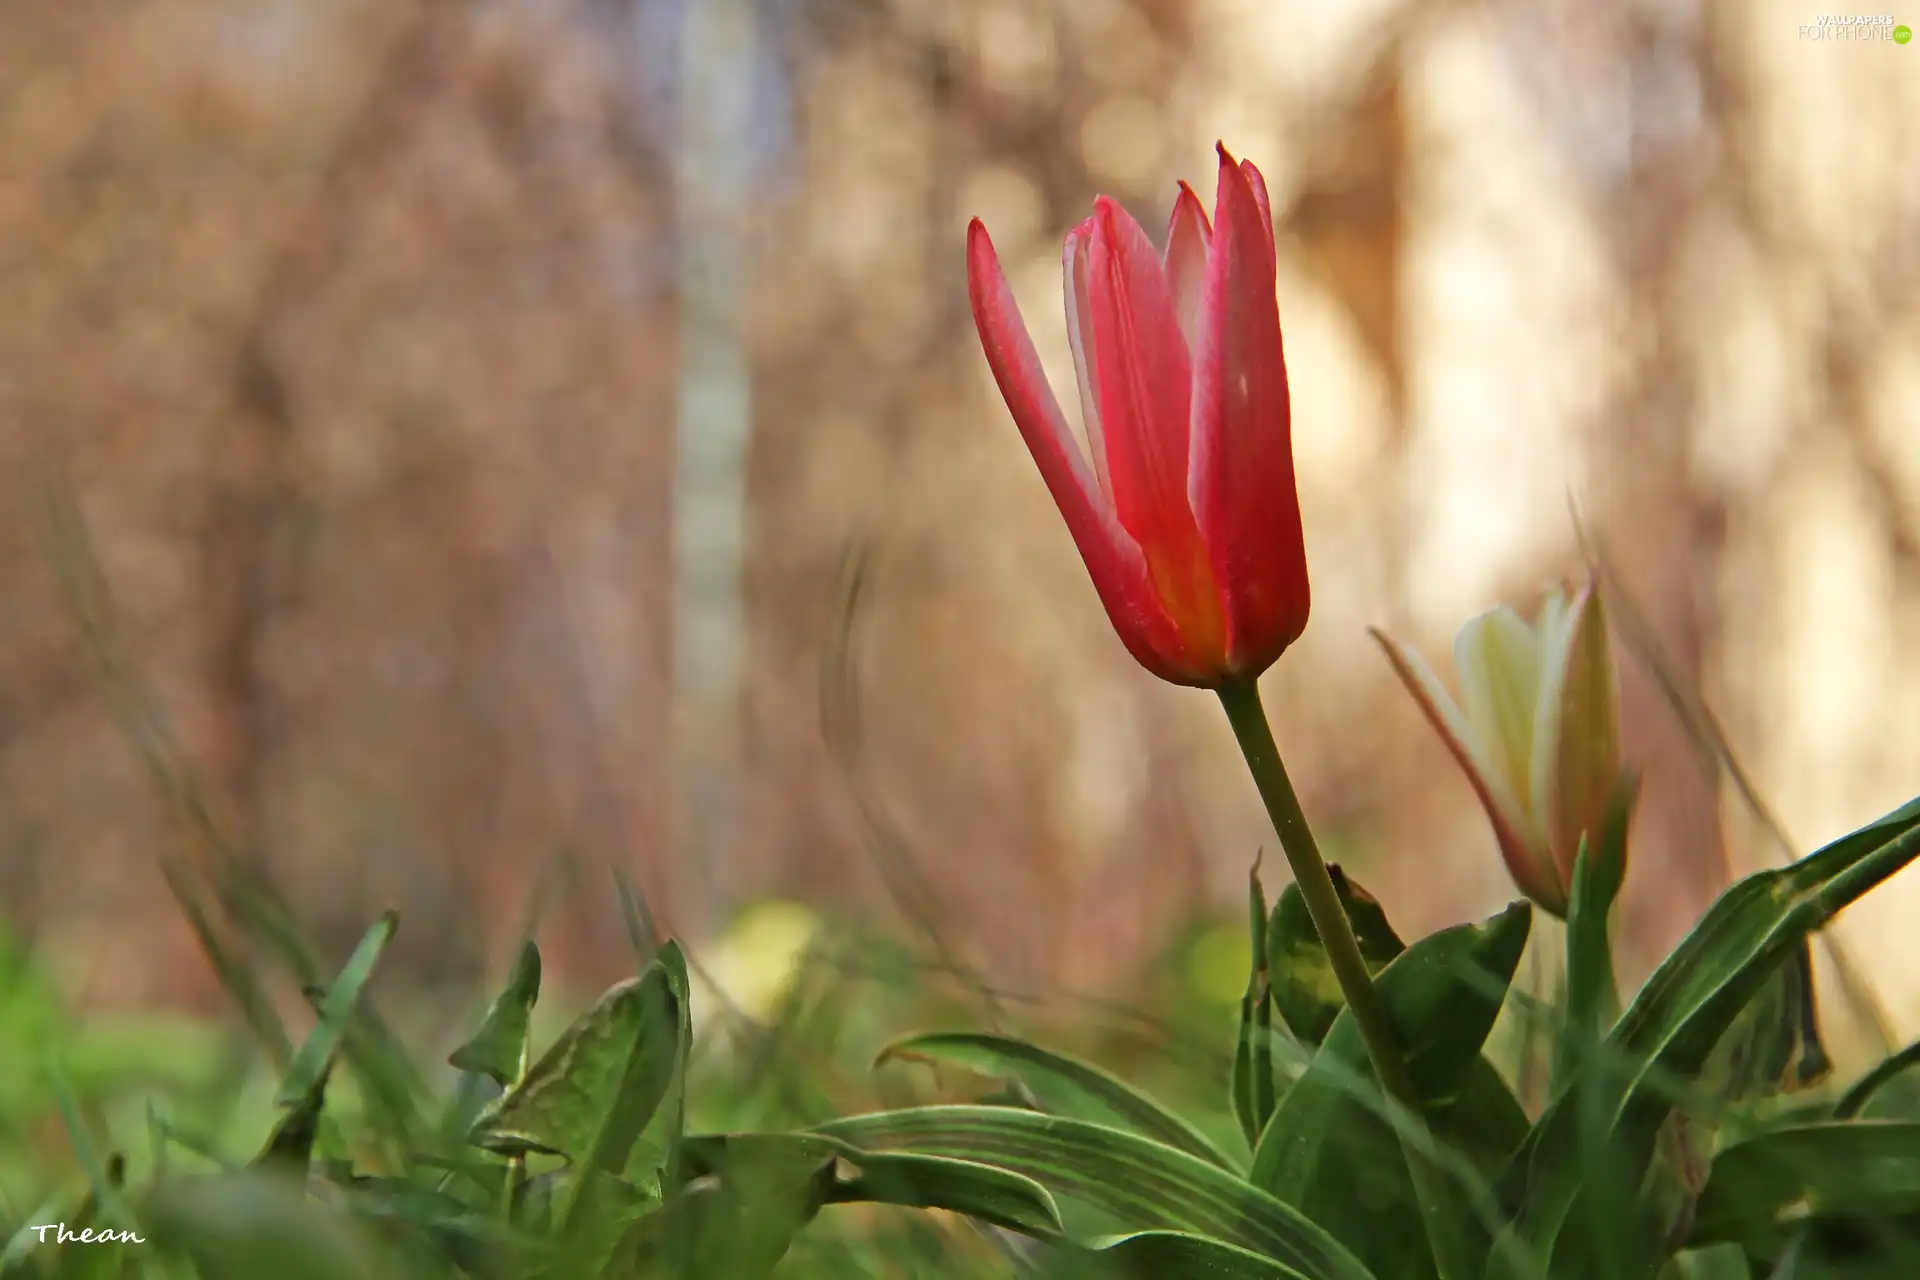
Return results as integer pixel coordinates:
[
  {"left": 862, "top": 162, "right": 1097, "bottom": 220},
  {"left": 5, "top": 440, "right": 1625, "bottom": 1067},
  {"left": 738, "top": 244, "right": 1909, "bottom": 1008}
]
[{"left": 1896, "top": 23, "right": 1913, "bottom": 43}]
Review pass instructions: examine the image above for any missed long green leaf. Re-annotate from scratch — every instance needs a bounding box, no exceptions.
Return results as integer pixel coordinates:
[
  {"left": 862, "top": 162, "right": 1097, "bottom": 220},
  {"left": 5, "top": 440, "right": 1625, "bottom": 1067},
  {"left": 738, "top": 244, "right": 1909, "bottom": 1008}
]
[
  {"left": 1251, "top": 902, "right": 1532, "bottom": 1186},
  {"left": 1078, "top": 1230, "right": 1311, "bottom": 1278},
  {"left": 1544, "top": 787, "right": 1638, "bottom": 1279},
  {"left": 449, "top": 939, "right": 542, "bottom": 1088},
  {"left": 1234, "top": 858, "right": 1276, "bottom": 1152},
  {"left": 275, "top": 912, "right": 397, "bottom": 1108},
  {"left": 470, "top": 954, "right": 681, "bottom": 1182},
  {"left": 685, "top": 1131, "right": 1064, "bottom": 1235},
  {"left": 142, "top": 1172, "right": 420, "bottom": 1279},
  {"left": 1249, "top": 902, "right": 1531, "bottom": 1279},
  {"left": 44, "top": 1055, "right": 138, "bottom": 1236},
  {"left": 652, "top": 940, "right": 696, "bottom": 1270},
  {"left": 1554, "top": 777, "right": 1635, "bottom": 1096},
  {"left": 1688, "top": 1121, "right": 1920, "bottom": 1252},
  {"left": 669, "top": 1131, "right": 1063, "bottom": 1279},
  {"left": 1503, "top": 794, "right": 1920, "bottom": 1270},
  {"left": 828, "top": 1148, "right": 1066, "bottom": 1235},
  {"left": 877, "top": 1031, "right": 1233, "bottom": 1170},
  {"left": 581, "top": 956, "right": 682, "bottom": 1187},
  {"left": 1836, "top": 1039, "right": 1920, "bottom": 1120},
  {"left": 815, "top": 1106, "right": 1375, "bottom": 1280},
  {"left": 254, "top": 1061, "right": 331, "bottom": 1173},
  {"left": 1268, "top": 867, "right": 1406, "bottom": 1047}
]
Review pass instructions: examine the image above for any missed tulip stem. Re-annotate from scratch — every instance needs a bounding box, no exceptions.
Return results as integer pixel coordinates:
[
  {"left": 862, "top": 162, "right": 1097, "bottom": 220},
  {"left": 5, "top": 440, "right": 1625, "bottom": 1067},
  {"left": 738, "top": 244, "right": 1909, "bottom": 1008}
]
[{"left": 1217, "top": 677, "right": 1468, "bottom": 1280}]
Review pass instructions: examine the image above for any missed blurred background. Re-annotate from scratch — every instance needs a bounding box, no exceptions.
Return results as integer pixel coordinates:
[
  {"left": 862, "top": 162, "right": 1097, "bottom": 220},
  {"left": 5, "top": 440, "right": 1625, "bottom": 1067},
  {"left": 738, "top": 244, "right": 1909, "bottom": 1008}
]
[{"left": 1, "top": 0, "right": 1918, "bottom": 1094}]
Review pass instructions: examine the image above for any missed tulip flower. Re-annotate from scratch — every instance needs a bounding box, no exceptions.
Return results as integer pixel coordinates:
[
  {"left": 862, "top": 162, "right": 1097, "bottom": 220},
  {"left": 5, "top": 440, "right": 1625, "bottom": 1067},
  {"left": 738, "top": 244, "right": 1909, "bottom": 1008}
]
[
  {"left": 970, "top": 154, "right": 1462, "bottom": 1269},
  {"left": 1371, "top": 582, "right": 1624, "bottom": 917},
  {"left": 966, "top": 144, "right": 1308, "bottom": 688}
]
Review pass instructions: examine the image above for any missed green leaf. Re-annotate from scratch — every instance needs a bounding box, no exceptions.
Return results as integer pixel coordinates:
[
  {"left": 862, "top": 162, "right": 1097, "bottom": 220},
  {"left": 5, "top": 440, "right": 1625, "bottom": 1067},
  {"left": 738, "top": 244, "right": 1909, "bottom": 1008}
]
[
  {"left": 143, "top": 1173, "right": 426, "bottom": 1280},
  {"left": 1234, "top": 858, "right": 1278, "bottom": 1153},
  {"left": 652, "top": 941, "right": 694, "bottom": 1238},
  {"left": 1442, "top": 1057, "right": 1532, "bottom": 1179},
  {"left": 470, "top": 955, "right": 683, "bottom": 1183},
  {"left": 449, "top": 939, "right": 542, "bottom": 1088},
  {"left": 685, "top": 1131, "right": 1064, "bottom": 1236},
  {"left": 1554, "top": 776, "right": 1635, "bottom": 1096},
  {"left": 343, "top": 1176, "right": 518, "bottom": 1276},
  {"left": 661, "top": 1133, "right": 1066, "bottom": 1280},
  {"left": 43, "top": 1054, "right": 138, "bottom": 1235},
  {"left": 1249, "top": 902, "right": 1532, "bottom": 1279},
  {"left": 275, "top": 912, "right": 398, "bottom": 1108},
  {"left": 1836, "top": 1038, "right": 1920, "bottom": 1120},
  {"left": 876, "top": 1031, "right": 1234, "bottom": 1170},
  {"left": 1688, "top": 1121, "right": 1920, "bottom": 1253},
  {"left": 678, "top": 1138, "right": 824, "bottom": 1278},
  {"left": 1, "top": 1192, "right": 65, "bottom": 1271},
  {"left": 814, "top": 1105, "right": 1375, "bottom": 1280},
  {"left": 1502, "top": 793, "right": 1920, "bottom": 1273},
  {"left": 1076, "top": 1230, "right": 1312, "bottom": 1278},
  {"left": 1697, "top": 937, "right": 1831, "bottom": 1111},
  {"left": 826, "top": 1148, "right": 1065, "bottom": 1235},
  {"left": 253, "top": 1060, "right": 330, "bottom": 1173},
  {"left": 1541, "top": 783, "right": 1641, "bottom": 1278},
  {"left": 541, "top": 1168, "right": 658, "bottom": 1278},
  {"left": 1268, "top": 865, "right": 1406, "bottom": 1047}
]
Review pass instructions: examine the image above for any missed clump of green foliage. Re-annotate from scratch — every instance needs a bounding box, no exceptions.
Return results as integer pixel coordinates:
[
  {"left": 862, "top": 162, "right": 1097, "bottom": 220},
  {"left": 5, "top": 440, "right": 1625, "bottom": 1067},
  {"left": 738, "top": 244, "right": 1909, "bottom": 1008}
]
[{"left": 9, "top": 791, "right": 1920, "bottom": 1279}]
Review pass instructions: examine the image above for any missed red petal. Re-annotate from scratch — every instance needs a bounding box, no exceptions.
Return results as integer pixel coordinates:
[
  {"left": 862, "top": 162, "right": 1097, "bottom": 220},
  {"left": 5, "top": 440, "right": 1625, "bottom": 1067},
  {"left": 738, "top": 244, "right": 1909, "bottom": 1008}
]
[
  {"left": 1164, "top": 182, "right": 1213, "bottom": 353},
  {"left": 1062, "top": 218, "right": 1112, "bottom": 499},
  {"left": 1189, "top": 149, "right": 1308, "bottom": 676},
  {"left": 1238, "top": 153, "right": 1276, "bottom": 267},
  {"left": 1087, "top": 197, "right": 1226, "bottom": 671},
  {"left": 966, "top": 219, "right": 1214, "bottom": 684}
]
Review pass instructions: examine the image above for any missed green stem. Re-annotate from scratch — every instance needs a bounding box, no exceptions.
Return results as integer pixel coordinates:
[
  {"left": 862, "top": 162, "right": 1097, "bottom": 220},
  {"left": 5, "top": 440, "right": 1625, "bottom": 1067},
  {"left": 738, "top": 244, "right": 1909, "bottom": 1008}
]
[{"left": 1217, "top": 677, "right": 1467, "bottom": 1280}]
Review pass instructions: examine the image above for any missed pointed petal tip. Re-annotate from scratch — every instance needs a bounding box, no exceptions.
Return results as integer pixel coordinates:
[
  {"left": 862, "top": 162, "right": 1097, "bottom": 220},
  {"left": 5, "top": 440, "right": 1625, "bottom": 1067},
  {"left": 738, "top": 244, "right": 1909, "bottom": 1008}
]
[
  {"left": 1168, "top": 180, "right": 1211, "bottom": 230},
  {"left": 966, "top": 219, "right": 999, "bottom": 279}
]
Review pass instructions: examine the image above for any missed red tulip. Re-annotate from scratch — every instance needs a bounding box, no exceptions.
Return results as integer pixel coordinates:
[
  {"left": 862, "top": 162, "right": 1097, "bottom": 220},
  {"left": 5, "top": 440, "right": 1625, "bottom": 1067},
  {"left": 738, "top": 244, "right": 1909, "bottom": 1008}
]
[{"left": 967, "top": 145, "right": 1309, "bottom": 687}]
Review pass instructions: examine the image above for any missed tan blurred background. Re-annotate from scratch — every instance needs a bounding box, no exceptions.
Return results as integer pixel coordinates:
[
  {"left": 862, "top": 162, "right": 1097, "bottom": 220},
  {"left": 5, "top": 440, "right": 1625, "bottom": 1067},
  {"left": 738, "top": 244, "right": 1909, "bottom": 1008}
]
[{"left": 2, "top": 0, "right": 1917, "bottom": 1058}]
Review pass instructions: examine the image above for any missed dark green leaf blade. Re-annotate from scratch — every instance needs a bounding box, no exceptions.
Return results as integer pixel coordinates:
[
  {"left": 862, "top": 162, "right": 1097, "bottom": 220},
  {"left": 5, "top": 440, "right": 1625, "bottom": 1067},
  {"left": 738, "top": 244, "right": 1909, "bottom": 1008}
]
[
  {"left": 815, "top": 1105, "right": 1375, "bottom": 1280},
  {"left": 687, "top": 1132, "right": 1064, "bottom": 1236},
  {"left": 675, "top": 1132, "right": 1062, "bottom": 1276},
  {"left": 1503, "top": 794, "right": 1920, "bottom": 1270},
  {"left": 1836, "top": 1038, "right": 1920, "bottom": 1120},
  {"left": 1268, "top": 867, "right": 1406, "bottom": 1047},
  {"left": 1688, "top": 1121, "right": 1920, "bottom": 1253},
  {"left": 1554, "top": 776, "right": 1636, "bottom": 1097},
  {"left": 275, "top": 912, "right": 397, "bottom": 1108},
  {"left": 449, "top": 939, "right": 542, "bottom": 1088},
  {"left": 1234, "top": 858, "right": 1276, "bottom": 1153},
  {"left": 254, "top": 1061, "right": 331, "bottom": 1173},
  {"left": 826, "top": 1148, "right": 1065, "bottom": 1235},
  {"left": 875, "top": 1031, "right": 1233, "bottom": 1170},
  {"left": 1077, "top": 1230, "right": 1312, "bottom": 1278},
  {"left": 470, "top": 953, "right": 682, "bottom": 1182},
  {"left": 1249, "top": 902, "right": 1531, "bottom": 1279},
  {"left": 143, "top": 1173, "right": 425, "bottom": 1280},
  {"left": 581, "top": 956, "right": 682, "bottom": 1185}
]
